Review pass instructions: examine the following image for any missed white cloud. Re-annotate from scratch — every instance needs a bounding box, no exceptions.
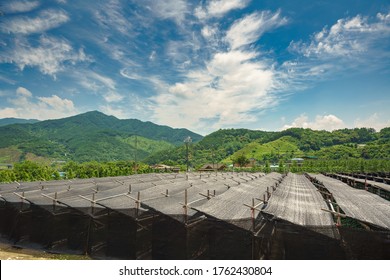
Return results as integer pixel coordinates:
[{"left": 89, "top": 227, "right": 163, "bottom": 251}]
[
  {"left": 152, "top": 49, "right": 276, "bottom": 132},
  {"left": 226, "top": 11, "right": 288, "bottom": 50},
  {"left": 78, "top": 71, "right": 125, "bottom": 103},
  {"left": 103, "top": 91, "right": 124, "bottom": 103},
  {"left": 195, "top": 0, "right": 250, "bottom": 20},
  {"left": 0, "top": 75, "right": 17, "bottom": 85},
  {"left": 290, "top": 13, "right": 390, "bottom": 58},
  {"left": 283, "top": 114, "right": 346, "bottom": 131},
  {"left": 282, "top": 12, "right": 390, "bottom": 91},
  {"left": 148, "top": 10, "right": 290, "bottom": 133},
  {"left": 146, "top": 0, "right": 188, "bottom": 25},
  {"left": 377, "top": 12, "right": 390, "bottom": 22},
  {"left": 16, "top": 87, "right": 32, "bottom": 97},
  {"left": 38, "top": 95, "right": 75, "bottom": 111},
  {"left": 119, "top": 68, "right": 143, "bottom": 80},
  {"left": 201, "top": 25, "right": 217, "bottom": 38},
  {"left": 283, "top": 113, "right": 390, "bottom": 132},
  {"left": 149, "top": 50, "right": 156, "bottom": 61},
  {"left": 99, "top": 93, "right": 154, "bottom": 121},
  {"left": 1, "top": 9, "right": 69, "bottom": 34},
  {"left": 354, "top": 113, "right": 390, "bottom": 131},
  {"left": 0, "top": 87, "right": 78, "bottom": 120},
  {"left": 99, "top": 105, "right": 128, "bottom": 119},
  {"left": 1, "top": 36, "right": 88, "bottom": 77},
  {"left": 3, "top": 1, "right": 40, "bottom": 13},
  {"left": 94, "top": 0, "right": 134, "bottom": 36},
  {"left": 88, "top": 72, "right": 116, "bottom": 90}
]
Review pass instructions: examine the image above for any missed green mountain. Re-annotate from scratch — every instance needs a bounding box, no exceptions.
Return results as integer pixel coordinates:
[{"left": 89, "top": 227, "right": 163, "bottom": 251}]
[
  {"left": 146, "top": 127, "right": 390, "bottom": 167},
  {"left": 1, "top": 111, "right": 388, "bottom": 167},
  {"left": 0, "top": 118, "right": 39, "bottom": 126},
  {"left": 223, "top": 136, "right": 303, "bottom": 163},
  {"left": 145, "top": 128, "right": 278, "bottom": 167},
  {"left": 0, "top": 111, "right": 201, "bottom": 163}
]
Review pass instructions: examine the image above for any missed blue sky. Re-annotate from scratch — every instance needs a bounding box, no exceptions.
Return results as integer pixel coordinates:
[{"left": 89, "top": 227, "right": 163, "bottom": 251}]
[{"left": 0, "top": 0, "right": 389, "bottom": 135}]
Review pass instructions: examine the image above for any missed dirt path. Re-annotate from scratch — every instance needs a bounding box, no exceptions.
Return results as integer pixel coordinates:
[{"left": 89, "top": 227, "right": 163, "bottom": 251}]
[
  {"left": 0, "top": 238, "right": 90, "bottom": 260},
  {"left": 0, "top": 242, "right": 52, "bottom": 260}
]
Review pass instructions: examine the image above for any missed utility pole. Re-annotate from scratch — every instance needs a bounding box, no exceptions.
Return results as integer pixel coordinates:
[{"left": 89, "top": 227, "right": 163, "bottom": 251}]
[
  {"left": 184, "top": 136, "right": 192, "bottom": 172},
  {"left": 211, "top": 146, "right": 216, "bottom": 174}
]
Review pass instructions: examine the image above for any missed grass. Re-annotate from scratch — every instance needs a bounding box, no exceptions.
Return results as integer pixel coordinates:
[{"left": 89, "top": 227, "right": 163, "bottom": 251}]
[
  {"left": 224, "top": 136, "right": 303, "bottom": 162},
  {"left": 0, "top": 146, "right": 22, "bottom": 163}
]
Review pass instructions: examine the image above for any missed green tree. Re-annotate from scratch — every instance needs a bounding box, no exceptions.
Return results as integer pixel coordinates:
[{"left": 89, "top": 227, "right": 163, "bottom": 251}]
[
  {"left": 233, "top": 154, "right": 249, "bottom": 167},
  {"left": 264, "top": 161, "right": 271, "bottom": 173},
  {"left": 278, "top": 160, "right": 285, "bottom": 173}
]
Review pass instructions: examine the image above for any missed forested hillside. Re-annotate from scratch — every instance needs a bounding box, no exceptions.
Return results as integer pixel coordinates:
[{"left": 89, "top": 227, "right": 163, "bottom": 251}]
[
  {"left": 146, "top": 127, "right": 390, "bottom": 168},
  {"left": 0, "top": 111, "right": 202, "bottom": 163},
  {"left": 0, "top": 111, "right": 388, "bottom": 171}
]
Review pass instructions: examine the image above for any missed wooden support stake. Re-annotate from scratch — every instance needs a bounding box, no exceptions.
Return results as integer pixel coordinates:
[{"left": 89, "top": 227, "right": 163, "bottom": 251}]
[
  {"left": 184, "top": 189, "right": 188, "bottom": 223},
  {"left": 160, "top": 189, "right": 169, "bottom": 197},
  {"left": 92, "top": 193, "right": 95, "bottom": 210},
  {"left": 54, "top": 192, "right": 58, "bottom": 208},
  {"left": 336, "top": 205, "right": 341, "bottom": 226},
  {"left": 128, "top": 184, "right": 132, "bottom": 194},
  {"left": 251, "top": 198, "right": 255, "bottom": 231},
  {"left": 136, "top": 191, "right": 140, "bottom": 217},
  {"left": 320, "top": 208, "right": 346, "bottom": 218}
]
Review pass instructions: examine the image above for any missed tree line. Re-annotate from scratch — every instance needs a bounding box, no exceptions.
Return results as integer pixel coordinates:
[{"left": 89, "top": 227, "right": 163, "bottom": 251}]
[{"left": 0, "top": 159, "right": 389, "bottom": 183}]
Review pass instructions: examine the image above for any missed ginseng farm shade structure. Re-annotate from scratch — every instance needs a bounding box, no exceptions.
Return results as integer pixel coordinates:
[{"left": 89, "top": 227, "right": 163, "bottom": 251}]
[{"left": 1, "top": 172, "right": 389, "bottom": 259}]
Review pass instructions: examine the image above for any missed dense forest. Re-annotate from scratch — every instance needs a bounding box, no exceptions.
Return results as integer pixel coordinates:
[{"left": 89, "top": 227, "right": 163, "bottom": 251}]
[
  {"left": 146, "top": 127, "right": 390, "bottom": 168},
  {"left": 0, "top": 158, "right": 389, "bottom": 183},
  {"left": 0, "top": 111, "right": 202, "bottom": 162}
]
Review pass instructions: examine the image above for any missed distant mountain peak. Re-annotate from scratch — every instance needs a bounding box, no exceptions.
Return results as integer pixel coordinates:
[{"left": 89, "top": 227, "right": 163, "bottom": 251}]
[{"left": 0, "top": 118, "right": 40, "bottom": 127}]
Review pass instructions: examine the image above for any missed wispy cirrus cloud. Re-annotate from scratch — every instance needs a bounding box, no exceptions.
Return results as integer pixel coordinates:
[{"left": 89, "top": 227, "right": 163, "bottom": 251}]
[
  {"left": 151, "top": 11, "right": 288, "bottom": 132},
  {"left": 94, "top": 0, "right": 135, "bottom": 36},
  {"left": 195, "top": 0, "right": 250, "bottom": 20},
  {"left": 226, "top": 10, "right": 288, "bottom": 50},
  {"left": 77, "top": 71, "right": 125, "bottom": 103},
  {"left": 3, "top": 1, "right": 41, "bottom": 13},
  {"left": 99, "top": 93, "right": 153, "bottom": 121},
  {"left": 1, "top": 9, "right": 69, "bottom": 34},
  {"left": 289, "top": 12, "right": 390, "bottom": 65},
  {"left": 146, "top": 0, "right": 189, "bottom": 25},
  {"left": 0, "top": 36, "right": 88, "bottom": 77},
  {"left": 0, "top": 87, "right": 78, "bottom": 120},
  {"left": 279, "top": 12, "right": 390, "bottom": 93}
]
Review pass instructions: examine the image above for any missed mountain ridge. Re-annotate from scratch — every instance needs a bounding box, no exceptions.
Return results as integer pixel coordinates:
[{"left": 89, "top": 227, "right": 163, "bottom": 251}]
[
  {"left": 0, "top": 111, "right": 202, "bottom": 163},
  {"left": 0, "top": 112, "right": 389, "bottom": 166},
  {"left": 0, "top": 118, "right": 40, "bottom": 127}
]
